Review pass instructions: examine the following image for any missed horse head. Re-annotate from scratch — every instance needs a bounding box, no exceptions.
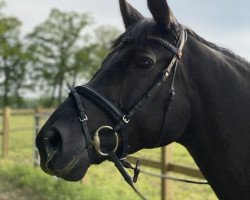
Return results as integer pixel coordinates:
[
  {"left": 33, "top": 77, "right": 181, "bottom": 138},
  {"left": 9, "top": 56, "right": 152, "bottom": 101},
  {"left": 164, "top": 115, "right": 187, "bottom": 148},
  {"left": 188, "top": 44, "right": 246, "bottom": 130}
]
[
  {"left": 36, "top": 0, "right": 191, "bottom": 182},
  {"left": 36, "top": 1, "right": 250, "bottom": 199}
]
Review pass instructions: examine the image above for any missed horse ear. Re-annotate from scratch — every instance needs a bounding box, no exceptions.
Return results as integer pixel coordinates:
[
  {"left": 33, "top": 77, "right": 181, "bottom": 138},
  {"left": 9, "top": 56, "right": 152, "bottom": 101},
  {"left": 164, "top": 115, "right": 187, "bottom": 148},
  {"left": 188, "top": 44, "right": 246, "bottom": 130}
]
[
  {"left": 119, "top": 0, "right": 144, "bottom": 29},
  {"left": 147, "top": 0, "right": 171, "bottom": 30}
]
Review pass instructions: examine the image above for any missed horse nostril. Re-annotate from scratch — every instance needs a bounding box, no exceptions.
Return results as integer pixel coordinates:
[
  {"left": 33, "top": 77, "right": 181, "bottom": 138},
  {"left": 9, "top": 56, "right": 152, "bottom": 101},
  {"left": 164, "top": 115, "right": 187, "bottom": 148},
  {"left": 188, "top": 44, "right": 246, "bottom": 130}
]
[{"left": 44, "top": 129, "right": 62, "bottom": 160}]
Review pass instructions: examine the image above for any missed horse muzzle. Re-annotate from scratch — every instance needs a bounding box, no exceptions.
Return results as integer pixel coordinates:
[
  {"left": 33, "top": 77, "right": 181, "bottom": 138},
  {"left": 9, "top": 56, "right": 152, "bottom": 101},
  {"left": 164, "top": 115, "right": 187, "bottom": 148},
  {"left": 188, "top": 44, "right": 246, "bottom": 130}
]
[{"left": 36, "top": 129, "right": 91, "bottom": 181}]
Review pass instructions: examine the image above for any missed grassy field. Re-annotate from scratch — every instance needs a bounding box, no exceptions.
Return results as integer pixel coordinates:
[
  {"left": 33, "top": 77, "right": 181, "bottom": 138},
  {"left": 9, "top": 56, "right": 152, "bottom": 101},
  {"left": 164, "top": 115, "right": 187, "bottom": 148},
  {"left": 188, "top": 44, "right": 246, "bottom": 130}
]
[{"left": 0, "top": 114, "right": 218, "bottom": 200}]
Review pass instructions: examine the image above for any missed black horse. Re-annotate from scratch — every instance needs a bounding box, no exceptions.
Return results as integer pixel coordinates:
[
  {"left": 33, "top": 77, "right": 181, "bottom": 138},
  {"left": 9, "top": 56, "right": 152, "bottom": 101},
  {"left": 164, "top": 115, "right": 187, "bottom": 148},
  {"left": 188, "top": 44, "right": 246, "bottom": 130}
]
[{"left": 36, "top": 0, "right": 250, "bottom": 199}]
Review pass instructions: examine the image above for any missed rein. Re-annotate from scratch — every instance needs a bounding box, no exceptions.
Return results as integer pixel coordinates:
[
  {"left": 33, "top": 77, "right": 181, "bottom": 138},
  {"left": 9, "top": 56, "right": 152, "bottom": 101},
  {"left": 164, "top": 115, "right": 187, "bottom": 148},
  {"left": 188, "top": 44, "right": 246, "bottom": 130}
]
[{"left": 69, "top": 27, "right": 208, "bottom": 199}]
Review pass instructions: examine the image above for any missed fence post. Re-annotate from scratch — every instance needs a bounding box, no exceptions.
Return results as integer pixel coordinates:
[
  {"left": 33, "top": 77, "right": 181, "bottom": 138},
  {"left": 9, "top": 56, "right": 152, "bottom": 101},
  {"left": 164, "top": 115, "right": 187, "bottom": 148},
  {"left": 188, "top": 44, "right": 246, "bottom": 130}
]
[
  {"left": 161, "top": 144, "right": 174, "bottom": 200},
  {"left": 2, "top": 107, "right": 10, "bottom": 158},
  {"left": 34, "top": 106, "right": 42, "bottom": 166}
]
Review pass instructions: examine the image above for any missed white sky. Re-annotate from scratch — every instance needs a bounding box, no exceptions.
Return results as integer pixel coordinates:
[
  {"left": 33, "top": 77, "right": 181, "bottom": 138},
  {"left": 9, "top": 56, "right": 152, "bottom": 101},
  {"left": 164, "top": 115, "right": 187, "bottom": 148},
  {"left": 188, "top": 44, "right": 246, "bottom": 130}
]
[{"left": 4, "top": 0, "right": 250, "bottom": 60}]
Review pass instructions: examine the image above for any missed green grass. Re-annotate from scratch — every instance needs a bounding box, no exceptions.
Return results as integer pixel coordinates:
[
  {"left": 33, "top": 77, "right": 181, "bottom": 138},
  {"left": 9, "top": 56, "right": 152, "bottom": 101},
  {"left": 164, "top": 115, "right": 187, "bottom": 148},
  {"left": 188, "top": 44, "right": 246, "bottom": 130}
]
[{"left": 0, "top": 114, "right": 218, "bottom": 200}]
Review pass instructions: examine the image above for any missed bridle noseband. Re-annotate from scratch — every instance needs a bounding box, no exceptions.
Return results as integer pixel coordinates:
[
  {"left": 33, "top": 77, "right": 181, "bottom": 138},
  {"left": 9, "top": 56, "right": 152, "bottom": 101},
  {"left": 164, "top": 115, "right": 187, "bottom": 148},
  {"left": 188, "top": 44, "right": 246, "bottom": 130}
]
[{"left": 69, "top": 27, "right": 188, "bottom": 200}]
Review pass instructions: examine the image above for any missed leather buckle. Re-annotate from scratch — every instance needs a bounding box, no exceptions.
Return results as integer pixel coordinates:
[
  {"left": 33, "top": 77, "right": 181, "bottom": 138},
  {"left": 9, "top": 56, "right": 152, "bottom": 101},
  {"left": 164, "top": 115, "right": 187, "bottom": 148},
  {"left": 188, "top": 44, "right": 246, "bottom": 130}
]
[
  {"left": 133, "top": 160, "right": 141, "bottom": 183},
  {"left": 177, "top": 50, "right": 183, "bottom": 59}
]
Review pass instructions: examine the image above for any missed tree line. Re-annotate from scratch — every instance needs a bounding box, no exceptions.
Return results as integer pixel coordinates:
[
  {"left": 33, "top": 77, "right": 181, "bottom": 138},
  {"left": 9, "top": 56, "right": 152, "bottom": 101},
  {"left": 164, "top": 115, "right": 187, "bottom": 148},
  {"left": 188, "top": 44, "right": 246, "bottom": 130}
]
[{"left": 0, "top": 1, "right": 120, "bottom": 108}]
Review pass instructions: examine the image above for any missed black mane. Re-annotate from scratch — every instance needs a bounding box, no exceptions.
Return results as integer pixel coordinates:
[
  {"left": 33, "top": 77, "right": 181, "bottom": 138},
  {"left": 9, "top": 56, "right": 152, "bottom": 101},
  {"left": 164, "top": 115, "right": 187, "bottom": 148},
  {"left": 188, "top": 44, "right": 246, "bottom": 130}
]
[{"left": 186, "top": 28, "right": 249, "bottom": 66}]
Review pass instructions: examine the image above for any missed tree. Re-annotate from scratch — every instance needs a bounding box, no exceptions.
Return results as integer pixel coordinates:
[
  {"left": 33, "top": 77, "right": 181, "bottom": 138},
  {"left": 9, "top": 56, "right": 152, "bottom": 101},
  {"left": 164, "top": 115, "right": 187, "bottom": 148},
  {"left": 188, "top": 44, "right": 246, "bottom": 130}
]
[
  {"left": 0, "top": 10, "right": 30, "bottom": 107},
  {"left": 0, "top": 0, "right": 6, "bottom": 16},
  {"left": 27, "top": 9, "right": 92, "bottom": 105},
  {"left": 73, "top": 25, "right": 121, "bottom": 80},
  {"left": 71, "top": 44, "right": 94, "bottom": 85}
]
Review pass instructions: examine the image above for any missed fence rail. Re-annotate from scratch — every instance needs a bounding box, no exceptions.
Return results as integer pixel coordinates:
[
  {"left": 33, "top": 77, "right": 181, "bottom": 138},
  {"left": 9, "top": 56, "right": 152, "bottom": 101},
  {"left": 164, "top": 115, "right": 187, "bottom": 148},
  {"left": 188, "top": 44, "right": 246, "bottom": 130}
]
[
  {"left": 0, "top": 106, "right": 206, "bottom": 200},
  {"left": 0, "top": 107, "right": 53, "bottom": 158},
  {"left": 0, "top": 109, "right": 34, "bottom": 115}
]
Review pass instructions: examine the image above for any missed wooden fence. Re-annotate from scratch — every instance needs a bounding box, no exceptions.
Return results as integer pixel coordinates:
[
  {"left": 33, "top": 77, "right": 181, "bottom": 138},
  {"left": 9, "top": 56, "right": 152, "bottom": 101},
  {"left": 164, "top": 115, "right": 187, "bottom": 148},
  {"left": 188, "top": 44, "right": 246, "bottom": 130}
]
[
  {"left": 0, "top": 107, "right": 35, "bottom": 158},
  {"left": 126, "top": 148, "right": 205, "bottom": 200},
  {"left": 0, "top": 107, "right": 206, "bottom": 200}
]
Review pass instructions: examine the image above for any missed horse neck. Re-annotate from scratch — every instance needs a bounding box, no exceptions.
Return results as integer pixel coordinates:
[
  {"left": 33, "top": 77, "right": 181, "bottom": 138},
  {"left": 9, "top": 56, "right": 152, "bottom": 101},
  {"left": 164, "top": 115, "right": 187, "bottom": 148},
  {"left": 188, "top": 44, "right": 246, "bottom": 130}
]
[{"left": 179, "top": 35, "right": 250, "bottom": 200}]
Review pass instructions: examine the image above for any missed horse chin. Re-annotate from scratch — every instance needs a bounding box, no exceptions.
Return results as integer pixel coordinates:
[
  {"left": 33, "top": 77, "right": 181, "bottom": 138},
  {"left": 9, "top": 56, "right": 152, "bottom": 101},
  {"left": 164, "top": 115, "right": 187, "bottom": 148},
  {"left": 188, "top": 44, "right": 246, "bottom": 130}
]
[
  {"left": 59, "top": 151, "right": 91, "bottom": 181},
  {"left": 40, "top": 148, "right": 91, "bottom": 182}
]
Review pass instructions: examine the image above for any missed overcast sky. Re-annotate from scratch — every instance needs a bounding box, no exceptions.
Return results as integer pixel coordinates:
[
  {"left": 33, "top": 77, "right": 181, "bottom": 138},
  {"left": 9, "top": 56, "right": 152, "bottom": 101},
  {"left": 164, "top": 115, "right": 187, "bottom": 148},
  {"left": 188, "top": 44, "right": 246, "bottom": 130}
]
[{"left": 4, "top": 0, "right": 250, "bottom": 60}]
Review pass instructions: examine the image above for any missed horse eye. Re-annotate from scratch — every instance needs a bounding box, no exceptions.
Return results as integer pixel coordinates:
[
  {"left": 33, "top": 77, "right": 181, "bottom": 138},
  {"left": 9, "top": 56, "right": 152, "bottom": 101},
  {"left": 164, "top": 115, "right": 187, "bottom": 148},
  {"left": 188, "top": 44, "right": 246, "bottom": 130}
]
[{"left": 135, "top": 58, "right": 154, "bottom": 69}]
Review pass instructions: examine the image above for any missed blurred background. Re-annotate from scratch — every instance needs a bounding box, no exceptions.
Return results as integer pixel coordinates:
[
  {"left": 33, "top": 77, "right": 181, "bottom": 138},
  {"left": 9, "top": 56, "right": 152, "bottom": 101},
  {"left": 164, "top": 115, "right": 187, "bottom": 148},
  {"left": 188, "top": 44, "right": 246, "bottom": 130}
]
[{"left": 0, "top": 0, "right": 249, "bottom": 199}]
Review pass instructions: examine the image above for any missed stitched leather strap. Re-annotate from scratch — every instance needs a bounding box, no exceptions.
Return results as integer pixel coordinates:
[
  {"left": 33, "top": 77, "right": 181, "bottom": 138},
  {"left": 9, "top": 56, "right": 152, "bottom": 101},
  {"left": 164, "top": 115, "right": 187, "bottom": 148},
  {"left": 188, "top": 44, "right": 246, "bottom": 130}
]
[
  {"left": 75, "top": 85, "right": 124, "bottom": 122},
  {"left": 108, "top": 151, "right": 147, "bottom": 200},
  {"left": 69, "top": 87, "right": 92, "bottom": 155}
]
